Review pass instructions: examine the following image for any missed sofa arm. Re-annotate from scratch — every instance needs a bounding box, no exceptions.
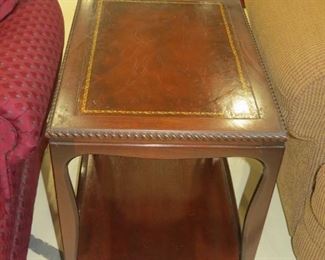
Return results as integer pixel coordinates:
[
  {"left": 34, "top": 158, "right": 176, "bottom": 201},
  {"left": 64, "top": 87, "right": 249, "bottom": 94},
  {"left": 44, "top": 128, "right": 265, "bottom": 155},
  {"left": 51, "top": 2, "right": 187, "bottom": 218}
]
[
  {"left": 286, "top": 80, "right": 325, "bottom": 140},
  {"left": 0, "top": 0, "right": 64, "bottom": 197},
  {"left": 245, "top": 0, "right": 325, "bottom": 141}
]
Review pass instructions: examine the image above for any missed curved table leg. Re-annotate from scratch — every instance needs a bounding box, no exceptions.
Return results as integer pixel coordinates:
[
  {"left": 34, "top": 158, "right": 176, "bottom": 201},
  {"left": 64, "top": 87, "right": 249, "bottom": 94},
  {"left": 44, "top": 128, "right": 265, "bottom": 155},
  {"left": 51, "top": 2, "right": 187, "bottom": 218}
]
[
  {"left": 49, "top": 144, "right": 79, "bottom": 260},
  {"left": 241, "top": 148, "right": 284, "bottom": 260},
  {"left": 48, "top": 143, "right": 283, "bottom": 260}
]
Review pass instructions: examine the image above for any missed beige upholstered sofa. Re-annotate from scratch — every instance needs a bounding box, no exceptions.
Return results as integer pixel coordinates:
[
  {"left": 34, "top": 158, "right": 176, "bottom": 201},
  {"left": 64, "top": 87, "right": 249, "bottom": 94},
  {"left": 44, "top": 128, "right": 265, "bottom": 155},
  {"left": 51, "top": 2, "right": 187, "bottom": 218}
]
[{"left": 245, "top": 0, "right": 325, "bottom": 258}]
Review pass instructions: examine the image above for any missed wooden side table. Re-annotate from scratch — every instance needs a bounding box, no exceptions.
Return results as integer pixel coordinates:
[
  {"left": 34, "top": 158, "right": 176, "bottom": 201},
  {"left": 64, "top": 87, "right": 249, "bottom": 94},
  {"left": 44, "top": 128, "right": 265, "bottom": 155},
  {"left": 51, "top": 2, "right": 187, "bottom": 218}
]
[{"left": 46, "top": 0, "right": 286, "bottom": 259}]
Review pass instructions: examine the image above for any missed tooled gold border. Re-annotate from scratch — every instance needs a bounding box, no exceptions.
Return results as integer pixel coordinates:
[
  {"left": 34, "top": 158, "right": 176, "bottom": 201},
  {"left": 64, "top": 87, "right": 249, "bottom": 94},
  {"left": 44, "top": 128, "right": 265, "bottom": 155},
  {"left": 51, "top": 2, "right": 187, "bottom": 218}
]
[{"left": 80, "top": 0, "right": 249, "bottom": 116}]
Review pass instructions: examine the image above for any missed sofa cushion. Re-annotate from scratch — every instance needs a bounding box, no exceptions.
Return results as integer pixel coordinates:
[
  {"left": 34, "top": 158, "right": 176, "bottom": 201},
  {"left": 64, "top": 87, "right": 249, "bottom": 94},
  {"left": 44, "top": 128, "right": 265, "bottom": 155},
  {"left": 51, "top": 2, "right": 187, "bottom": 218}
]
[
  {"left": 246, "top": 0, "right": 325, "bottom": 141},
  {"left": 0, "top": 0, "right": 18, "bottom": 21}
]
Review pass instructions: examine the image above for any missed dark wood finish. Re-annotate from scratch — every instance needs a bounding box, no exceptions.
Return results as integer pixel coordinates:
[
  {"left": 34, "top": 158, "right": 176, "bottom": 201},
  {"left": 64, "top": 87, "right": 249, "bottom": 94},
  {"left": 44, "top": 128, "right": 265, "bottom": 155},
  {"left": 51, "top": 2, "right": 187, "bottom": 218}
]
[
  {"left": 48, "top": 0, "right": 285, "bottom": 141},
  {"left": 77, "top": 156, "right": 240, "bottom": 260},
  {"left": 49, "top": 144, "right": 284, "bottom": 260},
  {"left": 47, "top": 0, "right": 286, "bottom": 259},
  {"left": 81, "top": 1, "right": 258, "bottom": 118}
]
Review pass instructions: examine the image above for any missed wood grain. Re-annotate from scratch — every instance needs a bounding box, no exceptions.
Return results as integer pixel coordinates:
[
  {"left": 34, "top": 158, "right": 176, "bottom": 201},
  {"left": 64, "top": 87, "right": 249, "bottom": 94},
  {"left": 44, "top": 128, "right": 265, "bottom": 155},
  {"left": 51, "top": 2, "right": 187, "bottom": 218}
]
[{"left": 76, "top": 156, "right": 240, "bottom": 260}]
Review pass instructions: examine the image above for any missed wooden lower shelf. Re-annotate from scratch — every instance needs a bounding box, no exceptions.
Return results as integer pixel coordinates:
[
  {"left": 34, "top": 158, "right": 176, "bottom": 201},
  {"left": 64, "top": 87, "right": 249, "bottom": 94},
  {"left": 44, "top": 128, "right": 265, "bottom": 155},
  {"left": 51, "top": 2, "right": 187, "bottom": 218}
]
[{"left": 76, "top": 156, "right": 240, "bottom": 260}]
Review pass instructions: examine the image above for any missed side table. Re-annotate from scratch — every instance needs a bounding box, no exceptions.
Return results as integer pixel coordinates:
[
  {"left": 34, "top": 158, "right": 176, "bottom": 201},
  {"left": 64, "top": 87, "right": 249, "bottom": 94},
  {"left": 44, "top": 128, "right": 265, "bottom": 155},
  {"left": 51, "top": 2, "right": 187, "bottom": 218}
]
[{"left": 46, "top": 0, "right": 286, "bottom": 259}]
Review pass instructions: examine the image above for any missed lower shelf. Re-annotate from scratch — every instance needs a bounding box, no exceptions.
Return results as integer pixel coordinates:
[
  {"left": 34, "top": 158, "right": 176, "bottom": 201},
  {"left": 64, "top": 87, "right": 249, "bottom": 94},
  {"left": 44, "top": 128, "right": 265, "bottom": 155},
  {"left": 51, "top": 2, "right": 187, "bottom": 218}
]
[{"left": 76, "top": 156, "right": 240, "bottom": 260}]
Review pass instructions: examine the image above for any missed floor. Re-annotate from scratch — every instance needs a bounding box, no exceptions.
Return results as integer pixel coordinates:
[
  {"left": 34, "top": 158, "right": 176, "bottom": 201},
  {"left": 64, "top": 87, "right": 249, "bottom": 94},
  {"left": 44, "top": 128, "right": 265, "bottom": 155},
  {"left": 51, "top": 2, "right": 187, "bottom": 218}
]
[{"left": 27, "top": 1, "right": 296, "bottom": 259}]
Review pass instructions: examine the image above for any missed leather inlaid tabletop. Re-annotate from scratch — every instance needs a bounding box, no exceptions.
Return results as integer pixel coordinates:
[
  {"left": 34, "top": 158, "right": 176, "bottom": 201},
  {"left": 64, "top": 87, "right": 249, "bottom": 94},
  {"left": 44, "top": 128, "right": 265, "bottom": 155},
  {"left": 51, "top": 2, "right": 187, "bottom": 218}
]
[
  {"left": 81, "top": 0, "right": 258, "bottom": 119},
  {"left": 47, "top": 0, "right": 285, "bottom": 144}
]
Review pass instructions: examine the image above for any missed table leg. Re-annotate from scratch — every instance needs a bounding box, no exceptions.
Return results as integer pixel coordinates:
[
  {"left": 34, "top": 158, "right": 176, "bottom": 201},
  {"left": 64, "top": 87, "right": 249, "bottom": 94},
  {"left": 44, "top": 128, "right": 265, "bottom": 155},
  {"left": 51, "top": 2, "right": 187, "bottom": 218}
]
[
  {"left": 241, "top": 148, "right": 284, "bottom": 260},
  {"left": 49, "top": 144, "right": 79, "bottom": 260}
]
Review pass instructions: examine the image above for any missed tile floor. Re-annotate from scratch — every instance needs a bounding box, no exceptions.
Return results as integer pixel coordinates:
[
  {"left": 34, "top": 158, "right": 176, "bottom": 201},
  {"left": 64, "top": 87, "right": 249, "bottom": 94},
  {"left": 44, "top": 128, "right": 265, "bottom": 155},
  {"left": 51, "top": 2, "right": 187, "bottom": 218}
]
[{"left": 27, "top": 1, "right": 296, "bottom": 259}]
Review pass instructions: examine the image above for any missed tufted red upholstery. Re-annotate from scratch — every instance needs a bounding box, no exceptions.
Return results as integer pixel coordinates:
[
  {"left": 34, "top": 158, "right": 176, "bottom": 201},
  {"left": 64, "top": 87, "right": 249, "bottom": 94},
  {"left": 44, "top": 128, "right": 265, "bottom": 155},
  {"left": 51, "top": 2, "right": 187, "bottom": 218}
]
[{"left": 0, "top": 0, "right": 64, "bottom": 258}]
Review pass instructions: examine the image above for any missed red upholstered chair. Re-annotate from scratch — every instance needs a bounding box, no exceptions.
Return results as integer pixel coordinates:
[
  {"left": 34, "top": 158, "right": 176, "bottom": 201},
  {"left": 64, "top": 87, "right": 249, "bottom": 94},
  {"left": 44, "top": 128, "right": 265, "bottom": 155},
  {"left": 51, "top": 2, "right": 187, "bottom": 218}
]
[{"left": 0, "top": 0, "right": 64, "bottom": 258}]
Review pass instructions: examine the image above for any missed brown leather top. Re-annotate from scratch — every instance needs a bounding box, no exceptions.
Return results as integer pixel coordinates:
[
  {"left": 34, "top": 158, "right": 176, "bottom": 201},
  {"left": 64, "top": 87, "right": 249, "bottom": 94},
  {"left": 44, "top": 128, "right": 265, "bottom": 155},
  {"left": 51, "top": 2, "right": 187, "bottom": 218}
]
[
  {"left": 81, "top": 0, "right": 258, "bottom": 118},
  {"left": 47, "top": 0, "right": 286, "bottom": 144}
]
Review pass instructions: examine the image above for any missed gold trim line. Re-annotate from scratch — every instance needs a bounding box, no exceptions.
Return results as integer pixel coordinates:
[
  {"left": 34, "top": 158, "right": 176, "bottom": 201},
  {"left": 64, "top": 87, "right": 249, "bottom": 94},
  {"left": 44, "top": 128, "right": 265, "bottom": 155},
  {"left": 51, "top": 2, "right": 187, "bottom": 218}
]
[{"left": 80, "top": 0, "right": 249, "bottom": 116}]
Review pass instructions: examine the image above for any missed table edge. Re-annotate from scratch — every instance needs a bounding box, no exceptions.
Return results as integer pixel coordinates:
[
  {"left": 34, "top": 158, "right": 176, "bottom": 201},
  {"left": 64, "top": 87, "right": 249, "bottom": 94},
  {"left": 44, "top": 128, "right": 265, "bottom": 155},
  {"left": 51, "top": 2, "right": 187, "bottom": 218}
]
[
  {"left": 46, "top": 0, "right": 287, "bottom": 144},
  {"left": 46, "top": 128, "right": 287, "bottom": 145}
]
